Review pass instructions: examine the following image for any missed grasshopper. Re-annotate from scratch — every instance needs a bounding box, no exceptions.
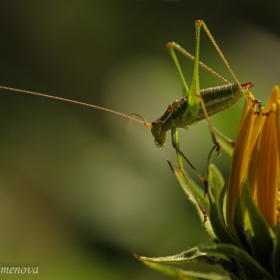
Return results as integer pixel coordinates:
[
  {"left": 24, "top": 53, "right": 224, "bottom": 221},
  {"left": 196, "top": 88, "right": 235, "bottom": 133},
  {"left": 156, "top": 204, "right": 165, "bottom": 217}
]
[{"left": 0, "top": 20, "right": 257, "bottom": 196}]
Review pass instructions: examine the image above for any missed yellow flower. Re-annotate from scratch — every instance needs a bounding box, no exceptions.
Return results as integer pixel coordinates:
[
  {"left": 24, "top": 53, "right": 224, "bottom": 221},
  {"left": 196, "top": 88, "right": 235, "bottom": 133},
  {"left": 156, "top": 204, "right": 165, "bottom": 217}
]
[
  {"left": 137, "top": 86, "right": 280, "bottom": 280},
  {"left": 227, "top": 86, "right": 280, "bottom": 232}
]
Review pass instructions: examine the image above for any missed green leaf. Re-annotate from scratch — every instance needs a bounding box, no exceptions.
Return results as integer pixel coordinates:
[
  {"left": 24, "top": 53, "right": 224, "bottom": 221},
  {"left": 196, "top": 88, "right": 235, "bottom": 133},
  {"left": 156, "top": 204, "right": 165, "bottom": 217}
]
[
  {"left": 209, "top": 164, "right": 228, "bottom": 240},
  {"left": 167, "top": 161, "right": 210, "bottom": 219},
  {"left": 209, "top": 163, "right": 225, "bottom": 202},
  {"left": 217, "top": 181, "right": 227, "bottom": 229},
  {"left": 242, "top": 182, "right": 275, "bottom": 273},
  {"left": 135, "top": 247, "right": 221, "bottom": 265},
  {"left": 199, "top": 244, "right": 274, "bottom": 280},
  {"left": 272, "top": 225, "right": 280, "bottom": 279},
  {"left": 134, "top": 251, "right": 231, "bottom": 280}
]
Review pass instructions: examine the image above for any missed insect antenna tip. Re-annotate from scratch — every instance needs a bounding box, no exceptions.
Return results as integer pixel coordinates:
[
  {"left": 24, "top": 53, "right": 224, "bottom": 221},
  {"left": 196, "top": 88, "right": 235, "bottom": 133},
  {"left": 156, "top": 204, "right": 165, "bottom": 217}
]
[{"left": 130, "top": 113, "right": 151, "bottom": 129}]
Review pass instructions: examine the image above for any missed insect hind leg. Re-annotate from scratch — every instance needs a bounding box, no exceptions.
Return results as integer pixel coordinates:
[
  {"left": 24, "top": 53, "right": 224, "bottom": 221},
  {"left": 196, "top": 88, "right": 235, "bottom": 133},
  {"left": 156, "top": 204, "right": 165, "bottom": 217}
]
[{"left": 196, "top": 20, "right": 256, "bottom": 111}]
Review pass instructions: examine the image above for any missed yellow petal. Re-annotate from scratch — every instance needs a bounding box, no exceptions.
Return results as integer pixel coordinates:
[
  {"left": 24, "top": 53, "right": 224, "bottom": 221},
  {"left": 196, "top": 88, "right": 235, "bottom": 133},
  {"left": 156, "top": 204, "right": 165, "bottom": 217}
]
[
  {"left": 247, "top": 134, "right": 260, "bottom": 200},
  {"left": 256, "top": 103, "right": 278, "bottom": 230},
  {"left": 227, "top": 107, "right": 255, "bottom": 232},
  {"left": 235, "top": 92, "right": 254, "bottom": 141},
  {"left": 265, "top": 85, "right": 280, "bottom": 112},
  {"left": 276, "top": 100, "right": 280, "bottom": 174},
  {"left": 247, "top": 113, "right": 267, "bottom": 198}
]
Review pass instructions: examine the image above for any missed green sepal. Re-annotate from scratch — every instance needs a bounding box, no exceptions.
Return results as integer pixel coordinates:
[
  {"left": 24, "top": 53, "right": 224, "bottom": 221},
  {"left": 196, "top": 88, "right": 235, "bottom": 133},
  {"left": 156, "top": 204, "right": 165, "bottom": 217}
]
[
  {"left": 199, "top": 244, "right": 274, "bottom": 280},
  {"left": 232, "top": 193, "right": 251, "bottom": 251},
  {"left": 272, "top": 225, "right": 280, "bottom": 279},
  {"left": 207, "top": 187, "right": 240, "bottom": 246},
  {"left": 242, "top": 181, "right": 275, "bottom": 274},
  {"left": 206, "top": 148, "right": 240, "bottom": 246}
]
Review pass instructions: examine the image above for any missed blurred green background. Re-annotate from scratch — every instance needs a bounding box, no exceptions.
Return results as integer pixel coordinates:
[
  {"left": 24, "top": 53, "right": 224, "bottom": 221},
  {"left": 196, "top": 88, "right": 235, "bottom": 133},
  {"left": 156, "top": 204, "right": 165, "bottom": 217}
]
[{"left": 0, "top": 1, "right": 279, "bottom": 279}]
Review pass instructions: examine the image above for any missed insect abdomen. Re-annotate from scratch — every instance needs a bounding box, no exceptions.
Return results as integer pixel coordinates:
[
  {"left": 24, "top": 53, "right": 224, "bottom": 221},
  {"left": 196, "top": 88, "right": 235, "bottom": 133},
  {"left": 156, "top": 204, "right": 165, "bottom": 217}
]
[
  {"left": 201, "top": 84, "right": 240, "bottom": 113},
  {"left": 199, "top": 83, "right": 250, "bottom": 118}
]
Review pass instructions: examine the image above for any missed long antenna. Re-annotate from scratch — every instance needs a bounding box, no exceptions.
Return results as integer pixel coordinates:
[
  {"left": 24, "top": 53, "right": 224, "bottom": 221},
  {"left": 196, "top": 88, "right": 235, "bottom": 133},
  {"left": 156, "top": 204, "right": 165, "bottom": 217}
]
[{"left": 0, "top": 85, "right": 151, "bottom": 128}]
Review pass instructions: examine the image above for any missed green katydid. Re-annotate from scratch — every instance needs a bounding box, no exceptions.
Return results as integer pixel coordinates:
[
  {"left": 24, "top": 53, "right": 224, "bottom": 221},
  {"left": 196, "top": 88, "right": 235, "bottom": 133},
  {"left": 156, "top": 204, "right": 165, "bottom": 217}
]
[{"left": 0, "top": 20, "right": 258, "bottom": 197}]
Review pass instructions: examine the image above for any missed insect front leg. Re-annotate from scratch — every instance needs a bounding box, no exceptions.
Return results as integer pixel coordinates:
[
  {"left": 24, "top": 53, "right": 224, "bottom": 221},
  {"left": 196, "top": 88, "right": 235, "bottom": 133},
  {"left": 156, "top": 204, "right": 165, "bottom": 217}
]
[
  {"left": 166, "top": 43, "right": 189, "bottom": 97},
  {"left": 171, "top": 126, "right": 208, "bottom": 194},
  {"left": 166, "top": 42, "right": 230, "bottom": 86},
  {"left": 171, "top": 126, "right": 208, "bottom": 223}
]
